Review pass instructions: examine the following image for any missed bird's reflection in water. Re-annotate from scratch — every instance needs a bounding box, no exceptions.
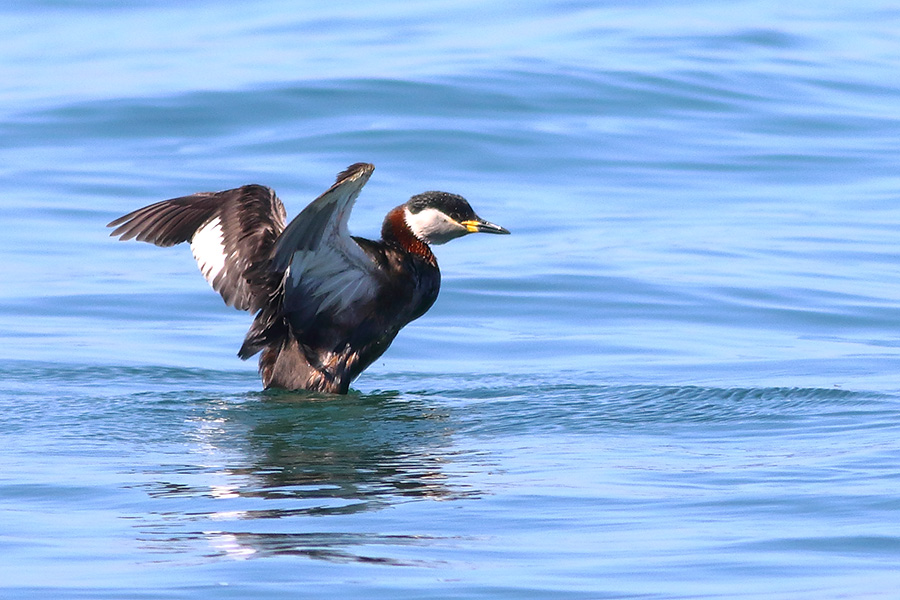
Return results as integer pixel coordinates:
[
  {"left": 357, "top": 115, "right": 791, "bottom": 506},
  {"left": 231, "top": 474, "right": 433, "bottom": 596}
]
[
  {"left": 137, "top": 388, "right": 480, "bottom": 563},
  {"left": 235, "top": 390, "right": 465, "bottom": 508}
]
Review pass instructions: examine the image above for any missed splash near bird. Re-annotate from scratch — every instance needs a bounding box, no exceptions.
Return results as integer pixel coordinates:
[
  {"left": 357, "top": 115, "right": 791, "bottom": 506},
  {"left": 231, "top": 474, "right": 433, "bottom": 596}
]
[{"left": 107, "top": 163, "right": 509, "bottom": 393}]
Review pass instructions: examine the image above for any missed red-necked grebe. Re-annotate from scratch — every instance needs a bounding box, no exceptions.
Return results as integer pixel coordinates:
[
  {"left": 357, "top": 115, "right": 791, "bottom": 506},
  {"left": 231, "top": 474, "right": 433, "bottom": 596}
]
[{"left": 107, "top": 163, "right": 509, "bottom": 393}]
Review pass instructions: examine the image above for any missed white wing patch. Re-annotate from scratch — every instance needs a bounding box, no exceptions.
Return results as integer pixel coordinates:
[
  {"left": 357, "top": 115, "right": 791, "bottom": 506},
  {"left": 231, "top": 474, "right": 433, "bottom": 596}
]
[{"left": 190, "top": 216, "right": 228, "bottom": 285}]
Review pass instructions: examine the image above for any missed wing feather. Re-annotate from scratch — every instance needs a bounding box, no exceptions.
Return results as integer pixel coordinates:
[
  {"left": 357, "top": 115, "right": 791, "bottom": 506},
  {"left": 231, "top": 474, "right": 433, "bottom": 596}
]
[
  {"left": 273, "top": 163, "right": 381, "bottom": 331},
  {"left": 108, "top": 185, "right": 287, "bottom": 311}
]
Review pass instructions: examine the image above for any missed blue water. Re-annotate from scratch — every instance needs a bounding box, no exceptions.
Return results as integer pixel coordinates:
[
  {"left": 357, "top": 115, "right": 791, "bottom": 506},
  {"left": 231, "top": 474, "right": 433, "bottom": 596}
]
[{"left": 3, "top": 0, "right": 900, "bottom": 597}]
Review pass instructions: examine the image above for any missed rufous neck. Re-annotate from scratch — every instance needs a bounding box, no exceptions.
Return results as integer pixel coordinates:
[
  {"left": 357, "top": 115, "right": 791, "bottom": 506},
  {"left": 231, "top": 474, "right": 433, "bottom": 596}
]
[{"left": 382, "top": 205, "right": 437, "bottom": 265}]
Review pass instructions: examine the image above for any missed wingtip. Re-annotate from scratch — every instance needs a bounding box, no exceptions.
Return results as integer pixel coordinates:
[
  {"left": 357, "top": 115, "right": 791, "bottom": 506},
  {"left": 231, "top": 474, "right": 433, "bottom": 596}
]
[
  {"left": 335, "top": 162, "right": 374, "bottom": 184},
  {"left": 106, "top": 217, "right": 131, "bottom": 239},
  {"left": 106, "top": 213, "right": 130, "bottom": 229}
]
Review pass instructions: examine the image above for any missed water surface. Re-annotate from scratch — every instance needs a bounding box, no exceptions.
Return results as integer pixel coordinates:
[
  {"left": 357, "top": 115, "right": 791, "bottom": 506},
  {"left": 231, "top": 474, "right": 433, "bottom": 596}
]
[{"left": 2, "top": 1, "right": 900, "bottom": 598}]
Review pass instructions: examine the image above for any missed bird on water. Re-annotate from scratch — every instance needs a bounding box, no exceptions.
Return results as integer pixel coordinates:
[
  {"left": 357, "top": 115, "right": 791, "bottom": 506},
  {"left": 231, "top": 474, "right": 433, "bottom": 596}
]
[{"left": 107, "top": 163, "right": 509, "bottom": 394}]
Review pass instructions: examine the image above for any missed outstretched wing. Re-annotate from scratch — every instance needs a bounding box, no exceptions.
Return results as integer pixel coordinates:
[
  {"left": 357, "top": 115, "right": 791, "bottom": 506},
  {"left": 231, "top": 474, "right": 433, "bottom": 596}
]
[
  {"left": 107, "top": 184, "right": 287, "bottom": 311},
  {"left": 272, "top": 162, "right": 381, "bottom": 332}
]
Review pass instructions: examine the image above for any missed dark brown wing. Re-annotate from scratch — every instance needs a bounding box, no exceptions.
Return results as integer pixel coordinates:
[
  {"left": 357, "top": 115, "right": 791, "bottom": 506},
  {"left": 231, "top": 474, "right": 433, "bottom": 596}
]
[{"left": 107, "top": 184, "right": 287, "bottom": 311}]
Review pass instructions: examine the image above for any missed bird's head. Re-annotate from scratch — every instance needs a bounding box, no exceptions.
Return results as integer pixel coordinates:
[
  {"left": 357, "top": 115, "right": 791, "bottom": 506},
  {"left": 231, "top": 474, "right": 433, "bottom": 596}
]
[{"left": 403, "top": 191, "right": 510, "bottom": 245}]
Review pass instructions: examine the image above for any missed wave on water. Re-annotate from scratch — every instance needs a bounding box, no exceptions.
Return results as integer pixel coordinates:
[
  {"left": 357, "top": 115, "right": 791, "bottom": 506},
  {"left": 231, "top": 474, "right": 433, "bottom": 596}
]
[{"left": 429, "top": 379, "right": 897, "bottom": 436}]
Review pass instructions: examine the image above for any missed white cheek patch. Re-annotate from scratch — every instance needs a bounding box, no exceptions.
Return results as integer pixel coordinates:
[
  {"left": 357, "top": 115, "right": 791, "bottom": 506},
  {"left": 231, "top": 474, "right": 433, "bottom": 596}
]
[
  {"left": 404, "top": 207, "right": 467, "bottom": 245},
  {"left": 190, "top": 216, "right": 228, "bottom": 283}
]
